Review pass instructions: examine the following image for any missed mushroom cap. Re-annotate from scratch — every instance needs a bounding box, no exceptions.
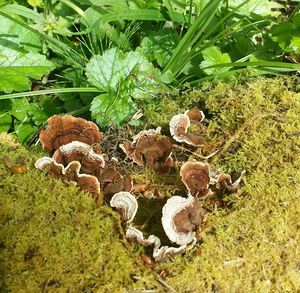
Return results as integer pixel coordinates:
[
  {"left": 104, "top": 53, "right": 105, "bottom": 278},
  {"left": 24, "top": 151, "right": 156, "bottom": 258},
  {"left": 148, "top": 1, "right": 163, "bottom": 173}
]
[
  {"left": 35, "top": 157, "right": 101, "bottom": 199},
  {"left": 40, "top": 115, "right": 102, "bottom": 153},
  {"left": 185, "top": 109, "right": 205, "bottom": 122},
  {"left": 169, "top": 114, "right": 190, "bottom": 138},
  {"left": 110, "top": 192, "right": 138, "bottom": 224},
  {"left": 162, "top": 195, "right": 197, "bottom": 246},
  {"left": 180, "top": 161, "right": 210, "bottom": 197},
  {"left": 120, "top": 128, "right": 174, "bottom": 173},
  {"left": 169, "top": 113, "right": 205, "bottom": 146},
  {"left": 103, "top": 175, "right": 133, "bottom": 196},
  {"left": 52, "top": 141, "right": 106, "bottom": 178}
]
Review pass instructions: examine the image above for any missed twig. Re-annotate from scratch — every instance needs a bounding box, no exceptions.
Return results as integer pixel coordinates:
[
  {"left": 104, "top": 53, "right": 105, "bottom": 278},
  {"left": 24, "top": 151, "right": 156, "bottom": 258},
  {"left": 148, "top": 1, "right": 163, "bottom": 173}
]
[{"left": 156, "top": 275, "right": 177, "bottom": 293}]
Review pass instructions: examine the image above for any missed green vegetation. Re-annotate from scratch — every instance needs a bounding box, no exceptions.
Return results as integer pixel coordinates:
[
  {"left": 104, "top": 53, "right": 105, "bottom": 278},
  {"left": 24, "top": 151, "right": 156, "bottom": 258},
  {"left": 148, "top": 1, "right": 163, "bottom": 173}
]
[
  {"left": 1, "top": 77, "right": 300, "bottom": 292},
  {"left": 1, "top": 0, "right": 300, "bottom": 141}
]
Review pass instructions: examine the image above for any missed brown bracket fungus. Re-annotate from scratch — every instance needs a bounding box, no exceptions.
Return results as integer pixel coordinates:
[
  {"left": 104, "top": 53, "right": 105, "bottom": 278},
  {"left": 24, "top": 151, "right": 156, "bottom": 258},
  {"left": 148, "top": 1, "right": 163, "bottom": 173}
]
[
  {"left": 39, "top": 115, "right": 102, "bottom": 153},
  {"left": 126, "top": 226, "right": 197, "bottom": 262},
  {"left": 52, "top": 141, "right": 106, "bottom": 178},
  {"left": 110, "top": 192, "right": 138, "bottom": 224},
  {"left": 162, "top": 195, "right": 206, "bottom": 246},
  {"left": 110, "top": 191, "right": 206, "bottom": 262},
  {"left": 35, "top": 157, "right": 101, "bottom": 199},
  {"left": 120, "top": 127, "right": 174, "bottom": 173},
  {"left": 180, "top": 161, "right": 211, "bottom": 198},
  {"left": 211, "top": 170, "right": 246, "bottom": 193},
  {"left": 169, "top": 110, "right": 205, "bottom": 146},
  {"left": 181, "top": 161, "right": 245, "bottom": 197}
]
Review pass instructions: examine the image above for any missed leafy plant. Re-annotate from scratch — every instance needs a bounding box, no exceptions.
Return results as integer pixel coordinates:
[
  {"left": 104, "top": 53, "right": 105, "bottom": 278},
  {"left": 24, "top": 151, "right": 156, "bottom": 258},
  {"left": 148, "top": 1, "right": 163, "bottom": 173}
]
[
  {"left": 86, "top": 48, "right": 160, "bottom": 126},
  {"left": 0, "top": 0, "right": 300, "bottom": 143}
]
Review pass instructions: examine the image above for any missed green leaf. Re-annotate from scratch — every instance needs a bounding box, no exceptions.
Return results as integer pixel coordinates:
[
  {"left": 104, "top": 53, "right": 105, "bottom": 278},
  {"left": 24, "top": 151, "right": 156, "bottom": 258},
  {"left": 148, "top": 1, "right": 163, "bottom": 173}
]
[
  {"left": 90, "top": 93, "right": 136, "bottom": 126},
  {"left": 10, "top": 97, "right": 31, "bottom": 120},
  {"left": 86, "top": 48, "right": 160, "bottom": 99},
  {"left": 0, "top": 14, "right": 53, "bottom": 93},
  {"left": 13, "top": 116, "right": 36, "bottom": 143},
  {"left": 138, "top": 28, "right": 177, "bottom": 67},
  {"left": 0, "top": 112, "right": 12, "bottom": 132},
  {"left": 0, "top": 48, "right": 53, "bottom": 93},
  {"left": 290, "top": 37, "right": 300, "bottom": 54},
  {"left": 228, "top": 0, "right": 283, "bottom": 17},
  {"left": 0, "top": 14, "right": 41, "bottom": 52},
  {"left": 200, "top": 46, "right": 231, "bottom": 75}
]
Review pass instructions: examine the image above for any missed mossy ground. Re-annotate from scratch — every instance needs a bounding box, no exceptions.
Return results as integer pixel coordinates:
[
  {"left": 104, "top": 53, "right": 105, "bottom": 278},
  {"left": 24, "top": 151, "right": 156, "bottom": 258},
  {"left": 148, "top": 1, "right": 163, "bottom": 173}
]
[{"left": 1, "top": 77, "right": 300, "bottom": 292}]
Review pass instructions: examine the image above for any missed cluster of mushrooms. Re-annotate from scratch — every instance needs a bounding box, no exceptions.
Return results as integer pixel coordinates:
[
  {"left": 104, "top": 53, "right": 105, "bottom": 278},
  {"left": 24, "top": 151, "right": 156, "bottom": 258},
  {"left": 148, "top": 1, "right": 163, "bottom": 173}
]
[{"left": 35, "top": 111, "right": 244, "bottom": 262}]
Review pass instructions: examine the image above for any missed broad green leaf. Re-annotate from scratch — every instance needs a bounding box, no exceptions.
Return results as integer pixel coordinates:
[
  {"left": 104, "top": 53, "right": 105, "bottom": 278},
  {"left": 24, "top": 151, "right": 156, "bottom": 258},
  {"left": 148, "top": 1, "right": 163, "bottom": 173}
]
[
  {"left": 0, "top": 112, "right": 12, "bottom": 132},
  {"left": 200, "top": 46, "right": 231, "bottom": 75},
  {"left": 86, "top": 48, "right": 126, "bottom": 92},
  {"left": 271, "top": 13, "right": 300, "bottom": 54},
  {"left": 10, "top": 97, "right": 31, "bottom": 120},
  {"left": 0, "top": 14, "right": 41, "bottom": 52},
  {"left": 138, "top": 28, "right": 177, "bottom": 67},
  {"left": 13, "top": 116, "right": 36, "bottom": 143},
  {"left": 229, "top": 0, "right": 283, "bottom": 17},
  {"left": 90, "top": 93, "right": 136, "bottom": 126},
  {"left": 0, "top": 48, "right": 53, "bottom": 93},
  {"left": 29, "top": 103, "right": 49, "bottom": 125},
  {"left": 86, "top": 48, "right": 160, "bottom": 99},
  {"left": 291, "top": 37, "right": 300, "bottom": 54},
  {"left": 27, "top": 0, "right": 44, "bottom": 8},
  {"left": 0, "top": 14, "right": 53, "bottom": 93}
]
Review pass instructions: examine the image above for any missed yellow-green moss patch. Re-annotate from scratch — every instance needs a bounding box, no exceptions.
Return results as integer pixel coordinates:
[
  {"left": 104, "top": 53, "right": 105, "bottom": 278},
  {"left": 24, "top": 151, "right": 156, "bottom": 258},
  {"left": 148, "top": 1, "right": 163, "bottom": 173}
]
[{"left": 1, "top": 76, "right": 300, "bottom": 292}]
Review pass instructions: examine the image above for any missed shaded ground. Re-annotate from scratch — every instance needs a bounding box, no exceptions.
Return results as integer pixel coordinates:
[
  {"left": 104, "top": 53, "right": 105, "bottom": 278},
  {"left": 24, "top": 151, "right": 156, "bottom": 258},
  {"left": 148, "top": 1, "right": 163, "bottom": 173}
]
[{"left": 0, "top": 77, "right": 300, "bottom": 292}]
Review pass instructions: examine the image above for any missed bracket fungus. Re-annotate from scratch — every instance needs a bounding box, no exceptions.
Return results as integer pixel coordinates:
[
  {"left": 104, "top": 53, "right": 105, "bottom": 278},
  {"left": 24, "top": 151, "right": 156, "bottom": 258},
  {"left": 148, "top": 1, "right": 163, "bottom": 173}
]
[
  {"left": 162, "top": 195, "right": 206, "bottom": 246},
  {"left": 110, "top": 192, "right": 138, "bottom": 224},
  {"left": 181, "top": 161, "right": 245, "bottom": 197},
  {"left": 110, "top": 191, "right": 206, "bottom": 262},
  {"left": 35, "top": 157, "right": 101, "bottom": 198},
  {"left": 169, "top": 109, "right": 205, "bottom": 146},
  {"left": 126, "top": 226, "right": 197, "bottom": 262},
  {"left": 53, "top": 141, "right": 106, "bottom": 178},
  {"left": 180, "top": 161, "right": 211, "bottom": 198},
  {"left": 120, "top": 127, "right": 174, "bottom": 173},
  {"left": 40, "top": 115, "right": 102, "bottom": 153}
]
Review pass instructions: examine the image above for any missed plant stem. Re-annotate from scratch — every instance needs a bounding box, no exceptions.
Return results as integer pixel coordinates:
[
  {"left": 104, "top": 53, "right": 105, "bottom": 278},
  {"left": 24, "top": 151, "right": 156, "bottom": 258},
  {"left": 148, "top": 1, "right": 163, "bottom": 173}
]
[{"left": 0, "top": 87, "right": 101, "bottom": 100}]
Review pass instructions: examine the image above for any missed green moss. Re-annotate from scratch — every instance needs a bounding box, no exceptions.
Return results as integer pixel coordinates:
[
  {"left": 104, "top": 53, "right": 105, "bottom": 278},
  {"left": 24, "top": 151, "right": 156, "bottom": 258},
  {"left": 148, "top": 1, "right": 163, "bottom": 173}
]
[{"left": 1, "top": 76, "right": 300, "bottom": 292}]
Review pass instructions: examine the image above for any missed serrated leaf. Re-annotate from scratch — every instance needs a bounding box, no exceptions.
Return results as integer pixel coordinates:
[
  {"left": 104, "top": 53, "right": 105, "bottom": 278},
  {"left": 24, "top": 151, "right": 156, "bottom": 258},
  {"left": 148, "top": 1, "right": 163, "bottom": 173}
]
[
  {"left": 200, "top": 46, "right": 231, "bottom": 75},
  {"left": 86, "top": 48, "right": 160, "bottom": 99},
  {"left": 90, "top": 93, "right": 136, "bottom": 126},
  {"left": 138, "top": 28, "right": 177, "bottom": 67}
]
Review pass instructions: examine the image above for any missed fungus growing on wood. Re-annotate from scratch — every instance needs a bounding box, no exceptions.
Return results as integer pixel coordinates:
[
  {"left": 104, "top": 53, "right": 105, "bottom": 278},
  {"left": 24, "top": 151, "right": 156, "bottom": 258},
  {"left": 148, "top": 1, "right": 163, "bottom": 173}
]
[
  {"left": 110, "top": 191, "right": 202, "bottom": 262},
  {"left": 213, "top": 170, "right": 246, "bottom": 192},
  {"left": 120, "top": 127, "right": 174, "bottom": 173},
  {"left": 52, "top": 141, "right": 106, "bottom": 178},
  {"left": 35, "top": 157, "right": 101, "bottom": 199},
  {"left": 180, "top": 161, "right": 211, "bottom": 198},
  {"left": 40, "top": 115, "right": 102, "bottom": 153},
  {"left": 110, "top": 192, "right": 138, "bottom": 224},
  {"left": 169, "top": 110, "right": 205, "bottom": 146},
  {"left": 161, "top": 195, "right": 206, "bottom": 246}
]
